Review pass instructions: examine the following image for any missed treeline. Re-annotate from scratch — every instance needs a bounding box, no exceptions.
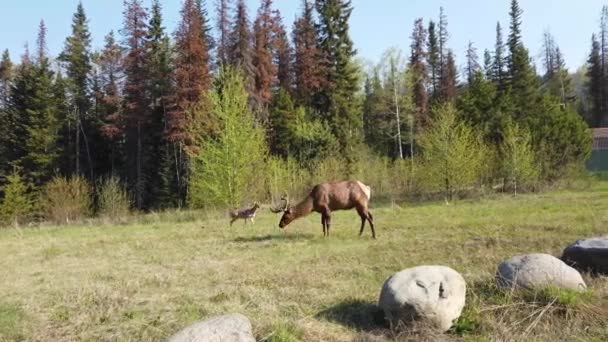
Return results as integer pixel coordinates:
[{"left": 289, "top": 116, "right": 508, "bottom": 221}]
[{"left": 0, "top": 0, "right": 596, "bottom": 225}]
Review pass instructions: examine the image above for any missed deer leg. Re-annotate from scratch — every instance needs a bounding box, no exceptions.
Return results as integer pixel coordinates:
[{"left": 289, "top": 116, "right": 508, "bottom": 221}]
[
  {"left": 326, "top": 213, "right": 331, "bottom": 237},
  {"left": 230, "top": 218, "right": 236, "bottom": 227}
]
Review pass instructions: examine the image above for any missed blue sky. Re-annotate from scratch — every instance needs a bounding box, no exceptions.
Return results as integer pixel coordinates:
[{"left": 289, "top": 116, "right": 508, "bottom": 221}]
[{"left": 0, "top": 0, "right": 604, "bottom": 74}]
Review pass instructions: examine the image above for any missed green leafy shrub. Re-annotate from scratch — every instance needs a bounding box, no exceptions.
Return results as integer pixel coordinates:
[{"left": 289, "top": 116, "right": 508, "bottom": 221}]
[
  {"left": 96, "top": 176, "right": 130, "bottom": 222},
  {"left": 419, "top": 103, "right": 488, "bottom": 202},
  {"left": 189, "top": 67, "right": 268, "bottom": 208},
  {"left": 40, "top": 176, "right": 92, "bottom": 224}
]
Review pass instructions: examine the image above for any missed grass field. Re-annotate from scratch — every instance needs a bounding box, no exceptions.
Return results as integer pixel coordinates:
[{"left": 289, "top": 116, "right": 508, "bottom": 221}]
[{"left": 1, "top": 182, "right": 608, "bottom": 341}]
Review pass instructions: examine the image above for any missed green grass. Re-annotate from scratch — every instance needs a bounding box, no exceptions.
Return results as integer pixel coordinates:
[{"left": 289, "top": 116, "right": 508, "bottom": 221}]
[{"left": 1, "top": 183, "right": 608, "bottom": 341}]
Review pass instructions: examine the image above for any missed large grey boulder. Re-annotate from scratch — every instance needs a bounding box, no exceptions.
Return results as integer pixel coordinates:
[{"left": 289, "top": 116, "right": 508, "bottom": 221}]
[
  {"left": 496, "top": 253, "right": 586, "bottom": 291},
  {"left": 166, "top": 314, "right": 255, "bottom": 342},
  {"left": 562, "top": 237, "right": 608, "bottom": 274},
  {"left": 378, "top": 265, "right": 466, "bottom": 332}
]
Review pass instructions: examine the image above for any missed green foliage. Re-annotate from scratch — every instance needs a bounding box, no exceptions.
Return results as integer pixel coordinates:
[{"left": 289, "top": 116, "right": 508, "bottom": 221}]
[
  {"left": 0, "top": 170, "right": 33, "bottom": 227},
  {"left": 40, "top": 176, "right": 92, "bottom": 224},
  {"left": 419, "top": 104, "right": 487, "bottom": 201},
  {"left": 96, "top": 176, "right": 130, "bottom": 222},
  {"left": 266, "top": 157, "right": 310, "bottom": 200},
  {"left": 500, "top": 122, "right": 539, "bottom": 194},
  {"left": 527, "top": 98, "right": 592, "bottom": 180},
  {"left": 189, "top": 67, "right": 267, "bottom": 208}
]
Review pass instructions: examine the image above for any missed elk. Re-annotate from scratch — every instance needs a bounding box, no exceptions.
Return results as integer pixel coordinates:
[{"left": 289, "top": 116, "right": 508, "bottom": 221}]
[
  {"left": 271, "top": 181, "right": 376, "bottom": 239},
  {"left": 228, "top": 202, "right": 260, "bottom": 226}
]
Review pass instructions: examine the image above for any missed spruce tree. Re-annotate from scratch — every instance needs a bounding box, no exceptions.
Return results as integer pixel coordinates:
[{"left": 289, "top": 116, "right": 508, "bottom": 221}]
[
  {"left": 439, "top": 50, "right": 457, "bottom": 102},
  {"left": 273, "top": 11, "right": 292, "bottom": 93},
  {"left": 228, "top": 0, "right": 255, "bottom": 96},
  {"left": 216, "top": 0, "right": 232, "bottom": 68},
  {"left": 121, "top": 0, "right": 150, "bottom": 209},
  {"left": 427, "top": 20, "right": 440, "bottom": 98},
  {"left": 506, "top": 0, "right": 539, "bottom": 120},
  {"left": 587, "top": 34, "right": 603, "bottom": 127},
  {"left": 315, "top": 0, "right": 361, "bottom": 155},
  {"left": 465, "top": 42, "right": 480, "bottom": 86},
  {"left": 169, "top": 0, "right": 213, "bottom": 206},
  {"left": 0, "top": 50, "right": 12, "bottom": 109},
  {"left": 492, "top": 22, "right": 506, "bottom": 89},
  {"left": 410, "top": 18, "right": 429, "bottom": 127},
  {"left": 147, "top": 0, "right": 174, "bottom": 207},
  {"left": 59, "top": 2, "right": 93, "bottom": 178},
  {"left": 97, "top": 31, "right": 124, "bottom": 176},
  {"left": 292, "top": 0, "right": 322, "bottom": 107},
  {"left": 252, "top": 0, "right": 277, "bottom": 112},
  {"left": 16, "top": 21, "right": 59, "bottom": 188}
]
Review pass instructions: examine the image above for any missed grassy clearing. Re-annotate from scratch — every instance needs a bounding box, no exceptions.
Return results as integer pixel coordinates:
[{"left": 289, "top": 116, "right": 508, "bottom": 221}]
[{"left": 1, "top": 183, "right": 608, "bottom": 341}]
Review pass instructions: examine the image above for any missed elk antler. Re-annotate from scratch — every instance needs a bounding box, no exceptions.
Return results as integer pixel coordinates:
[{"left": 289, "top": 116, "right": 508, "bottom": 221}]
[{"left": 270, "top": 193, "right": 289, "bottom": 213}]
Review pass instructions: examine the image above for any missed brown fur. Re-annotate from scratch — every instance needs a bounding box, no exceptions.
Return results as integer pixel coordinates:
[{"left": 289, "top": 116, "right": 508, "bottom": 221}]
[
  {"left": 277, "top": 181, "right": 375, "bottom": 239},
  {"left": 229, "top": 202, "right": 260, "bottom": 226}
]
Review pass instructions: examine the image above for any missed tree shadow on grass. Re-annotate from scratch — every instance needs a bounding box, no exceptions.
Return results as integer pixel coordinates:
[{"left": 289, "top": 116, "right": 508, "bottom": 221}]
[
  {"left": 316, "top": 299, "right": 388, "bottom": 332},
  {"left": 232, "top": 233, "right": 315, "bottom": 243}
]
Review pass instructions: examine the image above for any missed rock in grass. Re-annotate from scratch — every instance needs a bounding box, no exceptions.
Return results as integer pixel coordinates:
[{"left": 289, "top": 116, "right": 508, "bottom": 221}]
[
  {"left": 378, "top": 265, "right": 466, "bottom": 332},
  {"left": 166, "top": 314, "right": 255, "bottom": 342},
  {"left": 496, "top": 253, "right": 587, "bottom": 291},
  {"left": 562, "top": 237, "right": 608, "bottom": 275}
]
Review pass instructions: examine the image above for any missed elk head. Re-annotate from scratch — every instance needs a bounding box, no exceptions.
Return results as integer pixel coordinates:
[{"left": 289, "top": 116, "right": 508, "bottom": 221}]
[{"left": 270, "top": 194, "right": 294, "bottom": 228}]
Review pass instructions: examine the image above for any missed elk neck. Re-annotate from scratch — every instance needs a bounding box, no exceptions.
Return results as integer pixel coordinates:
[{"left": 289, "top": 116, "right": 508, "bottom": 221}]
[{"left": 292, "top": 195, "right": 315, "bottom": 219}]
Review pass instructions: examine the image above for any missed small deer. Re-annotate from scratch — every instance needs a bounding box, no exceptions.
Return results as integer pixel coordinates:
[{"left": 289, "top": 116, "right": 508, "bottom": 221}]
[
  {"left": 271, "top": 181, "right": 376, "bottom": 239},
  {"left": 228, "top": 202, "right": 260, "bottom": 226}
]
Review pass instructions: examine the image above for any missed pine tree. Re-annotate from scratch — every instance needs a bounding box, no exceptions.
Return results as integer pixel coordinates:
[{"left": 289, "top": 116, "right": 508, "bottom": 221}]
[
  {"left": 587, "top": 34, "right": 603, "bottom": 127},
  {"left": 228, "top": 0, "right": 255, "bottom": 96},
  {"left": 427, "top": 20, "right": 440, "bottom": 98},
  {"left": 0, "top": 169, "right": 33, "bottom": 226},
  {"left": 216, "top": 0, "right": 232, "bottom": 67},
  {"left": 121, "top": 0, "right": 150, "bottom": 209},
  {"left": 410, "top": 18, "right": 429, "bottom": 127},
  {"left": 59, "top": 2, "right": 93, "bottom": 178},
  {"left": 292, "top": 0, "right": 322, "bottom": 107},
  {"left": 315, "top": 0, "right": 361, "bottom": 157},
  {"left": 438, "top": 7, "right": 450, "bottom": 100},
  {"left": 169, "top": 0, "right": 213, "bottom": 206},
  {"left": 465, "top": 42, "right": 480, "bottom": 85},
  {"left": 269, "top": 88, "right": 297, "bottom": 157}
]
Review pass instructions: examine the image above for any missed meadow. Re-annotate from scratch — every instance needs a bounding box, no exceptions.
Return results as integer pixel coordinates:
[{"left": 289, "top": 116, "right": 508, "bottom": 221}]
[{"left": 1, "top": 182, "right": 608, "bottom": 341}]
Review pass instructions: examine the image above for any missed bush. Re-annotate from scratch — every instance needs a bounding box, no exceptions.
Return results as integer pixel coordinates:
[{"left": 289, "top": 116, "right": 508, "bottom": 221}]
[
  {"left": 96, "top": 176, "right": 130, "bottom": 222},
  {"left": 0, "top": 170, "right": 33, "bottom": 227},
  {"left": 40, "top": 176, "right": 92, "bottom": 224},
  {"left": 419, "top": 103, "right": 488, "bottom": 202}
]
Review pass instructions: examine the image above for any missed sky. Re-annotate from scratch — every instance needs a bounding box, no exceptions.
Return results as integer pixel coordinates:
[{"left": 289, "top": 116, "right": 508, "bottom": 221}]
[{"left": 0, "top": 0, "right": 605, "bottom": 75}]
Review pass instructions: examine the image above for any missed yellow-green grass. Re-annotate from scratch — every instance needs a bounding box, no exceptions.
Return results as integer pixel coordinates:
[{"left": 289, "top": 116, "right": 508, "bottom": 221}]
[{"left": 1, "top": 183, "right": 608, "bottom": 341}]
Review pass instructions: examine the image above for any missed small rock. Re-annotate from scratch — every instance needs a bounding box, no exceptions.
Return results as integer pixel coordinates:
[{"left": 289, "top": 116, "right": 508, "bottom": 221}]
[
  {"left": 166, "top": 314, "right": 255, "bottom": 342},
  {"left": 562, "top": 237, "right": 608, "bottom": 274},
  {"left": 378, "top": 265, "right": 466, "bottom": 332},
  {"left": 496, "top": 253, "right": 586, "bottom": 291}
]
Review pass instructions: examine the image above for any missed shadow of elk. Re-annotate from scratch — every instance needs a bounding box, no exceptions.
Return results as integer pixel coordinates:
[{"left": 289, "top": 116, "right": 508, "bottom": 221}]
[{"left": 271, "top": 181, "right": 376, "bottom": 239}]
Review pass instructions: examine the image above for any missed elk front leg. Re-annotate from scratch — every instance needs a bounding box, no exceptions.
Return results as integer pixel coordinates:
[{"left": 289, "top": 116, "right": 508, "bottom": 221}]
[{"left": 321, "top": 215, "right": 326, "bottom": 237}]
